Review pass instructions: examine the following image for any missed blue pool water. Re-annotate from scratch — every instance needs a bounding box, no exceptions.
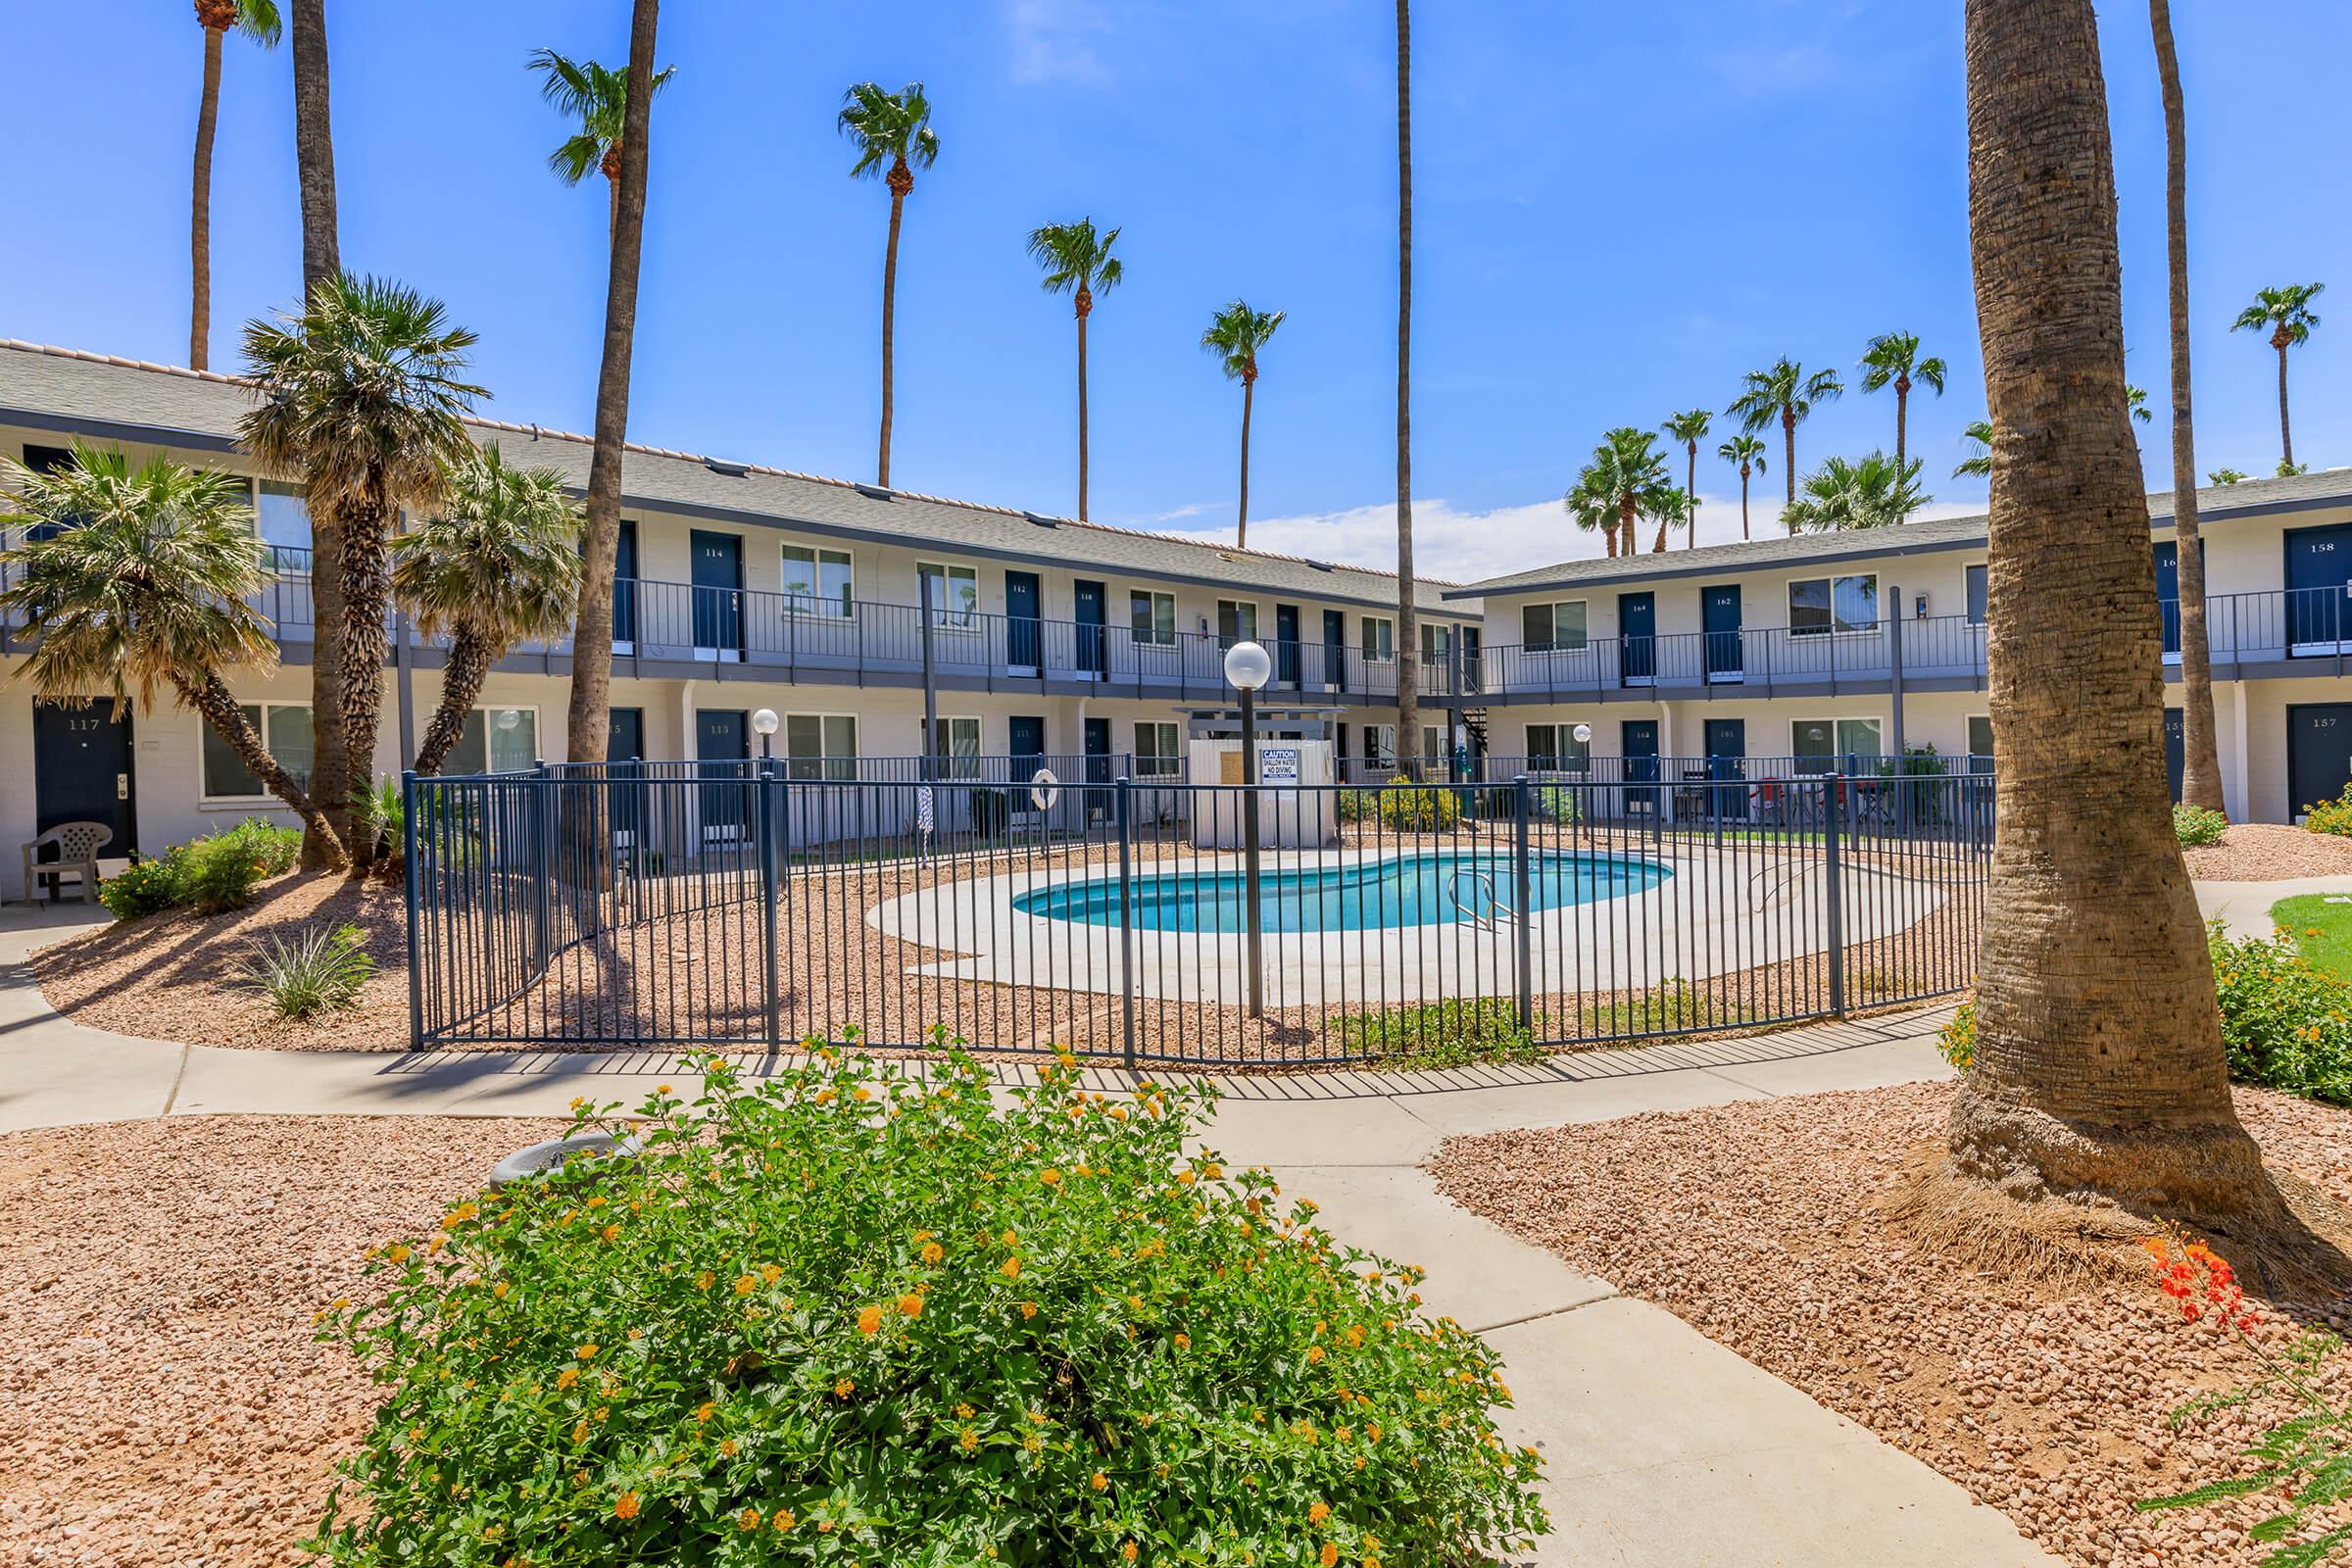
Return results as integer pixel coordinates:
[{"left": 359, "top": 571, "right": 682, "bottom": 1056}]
[{"left": 1013, "top": 851, "right": 1670, "bottom": 934}]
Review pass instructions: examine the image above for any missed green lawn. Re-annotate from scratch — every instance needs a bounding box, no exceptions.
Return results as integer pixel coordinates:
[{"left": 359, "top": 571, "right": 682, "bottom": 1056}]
[{"left": 2270, "top": 893, "right": 2352, "bottom": 980}]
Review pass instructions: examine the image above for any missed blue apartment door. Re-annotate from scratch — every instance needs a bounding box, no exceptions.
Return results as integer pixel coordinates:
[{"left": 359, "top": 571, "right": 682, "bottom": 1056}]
[
  {"left": 1009, "top": 715, "right": 1047, "bottom": 773},
  {"left": 1073, "top": 579, "right": 1107, "bottom": 676},
  {"left": 690, "top": 530, "right": 743, "bottom": 654},
  {"left": 1006, "top": 571, "right": 1043, "bottom": 670},
  {"left": 1704, "top": 717, "right": 1747, "bottom": 818},
  {"left": 695, "top": 709, "right": 750, "bottom": 839},
  {"left": 1701, "top": 584, "right": 1743, "bottom": 681},
  {"left": 1620, "top": 593, "right": 1655, "bottom": 684},
  {"left": 609, "top": 707, "right": 646, "bottom": 847},
  {"left": 32, "top": 700, "right": 136, "bottom": 858},
  {"left": 2164, "top": 708, "right": 2184, "bottom": 803},
  {"left": 2289, "top": 705, "right": 2352, "bottom": 817},
  {"left": 1622, "top": 718, "right": 1659, "bottom": 813},
  {"left": 614, "top": 520, "right": 638, "bottom": 645},
  {"left": 2287, "top": 524, "right": 2352, "bottom": 653},
  {"left": 2153, "top": 542, "right": 2180, "bottom": 658},
  {"left": 1276, "top": 604, "right": 1301, "bottom": 687},
  {"left": 1324, "top": 610, "right": 1348, "bottom": 691}
]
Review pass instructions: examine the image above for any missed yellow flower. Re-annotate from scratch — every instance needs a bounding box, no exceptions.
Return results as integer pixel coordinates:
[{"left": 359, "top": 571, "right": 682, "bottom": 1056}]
[
  {"left": 556, "top": 1368, "right": 580, "bottom": 1390},
  {"left": 575, "top": 1345, "right": 600, "bottom": 1360},
  {"left": 1001, "top": 1256, "right": 1022, "bottom": 1281},
  {"left": 1307, "top": 1501, "right": 1331, "bottom": 1525},
  {"left": 858, "top": 1304, "right": 885, "bottom": 1335},
  {"left": 854, "top": 1085, "right": 873, "bottom": 1102},
  {"left": 696, "top": 1401, "right": 716, "bottom": 1423},
  {"left": 386, "top": 1244, "right": 412, "bottom": 1265},
  {"left": 899, "top": 1292, "right": 924, "bottom": 1319},
  {"left": 1041, "top": 1167, "right": 1062, "bottom": 1187},
  {"left": 613, "top": 1492, "right": 640, "bottom": 1521},
  {"left": 656, "top": 1082, "right": 671, "bottom": 1094},
  {"left": 567, "top": 1096, "right": 586, "bottom": 1111},
  {"left": 695, "top": 1271, "right": 714, "bottom": 1291},
  {"left": 734, "top": 1274, "right": 759, "bottom": 1297},
  {"left": 600, "top": 1223, "right": 621, "bottom": 1245},
  {"left": 736, "top": 1508, "right": 761, "bottom": 1532},
  {"left": 835, "top": 1377, "right": 856, "bottom": 1398},
  {"left": 718, "top": 1438, "right": 739, "bottom": 1457},
  {"left": 920, "top": 1242, "right": 945, "bottom": 1265},
  {"left": 445, "top": 1201, "right": 478, "bottom": 1225},
  {"left": 1019, "top": 1300, "right": 1038, "bottom": 1320},
  {"left": 960, "top": 1427, "right": 980, "bottom": 1453},
  {"left": 1173, "top": 1332, "right": 1191, "bottom": 1350},
  {"left": 1091, "top": 1470, "right": 1109, "bottom": 1492},
  {"left": 492, "top": 1281, "right": 511, "bottom": 1299},
  {"left": 1307, "top": 1346, "right": 1326, "bottom": 1364}
]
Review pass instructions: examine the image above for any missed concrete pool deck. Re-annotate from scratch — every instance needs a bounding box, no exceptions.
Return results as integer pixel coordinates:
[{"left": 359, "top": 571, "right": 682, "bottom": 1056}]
[{"left": 867, "top": 842, "right": 1956, "bottom": 1004}]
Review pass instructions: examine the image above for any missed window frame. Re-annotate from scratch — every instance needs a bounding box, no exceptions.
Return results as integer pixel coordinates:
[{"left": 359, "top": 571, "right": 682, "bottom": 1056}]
[
  {"left": 1787, "top": 572, "right": 1881, "bottom": 637},
  {"left": 1129, "top": 589, "right": 1178, "bottom": 648},
  {"left": 1359, "top": 614, "right": 1396, "bottom": 663},
  {"left": 1364, "top": 723, "right": 1398, "bottom": 768},
  {"left": 1215, "top": 599, "right": 1259, "bottom": 644},
  {"left": 779, "top": 542, "right": 857, "bottom": 619},
  {"left": 1966, "top": 713, "right": 1995, "bottom": 771},
  {"left": 1789, "top": 715, "right": 1885, "bottom": 772},
  {"left": 1524, "top": 722, "right": 1592, "bottom": 774},
  {"left": 1134, "top": 720, "right": 1183, "bottom": 779},
  {"left": 1964, "top": 564, "right": 1988, "bottom": 626},
  {"left": 201, "top": 700, "right": 317, "bottom": 804},
  {"left": 442, "top": 705, "right": 543, "bottom": 777},
  {"left": 916, "top": 561, "right": 981, "bottom": 630},
  {"left": 1520, "top": 599, "right": 1590, "bottom": 654},
  {"left": 782, "top": 711, "right": 859, "bottom": 781},
  {"left": 931, "top": 715, "right": 984, "bottom": 778}
]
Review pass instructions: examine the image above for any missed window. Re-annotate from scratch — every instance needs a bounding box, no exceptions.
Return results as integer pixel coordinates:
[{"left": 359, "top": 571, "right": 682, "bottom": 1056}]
[
  {"left": 1216, "top": 600, "right": 1258, "bottom": 643},
  {"left": 1967, "top": 714, "right": 1995, "bottom": 771},
  {"left": 917, "top": 562, "right": 979, "bottom": 628},
  {"left": 1788, "top": 573, "right": 1880, "bottom": 636},
  {"left": 1420, "top": 623, "right": 1450, "bottom": 663},
  {"left": 1520, "top": 601, "right": 1589, "bottom": 653},
  {"left": 202, "top": 703, "right": 314, "bottom": 800},
  {"left": 781, "top": 545, "right": 855, "bottom": 617},
  {"left": 1364, "top": 724, "right": 1398, "bottom": 768},
  {"left": 254, "top": 480, "right": 313, "bottom": 569},
  {"left": 1421, "top": 724, "right": 1446, "bottom": 763},
  {"left": 445, "top": 708, "right": 540, "bottom": 775},
  {"left": 1790, "top": 717, "right": 1884, "bottom": 772},
  {"left": 1360, "top": 615, "right": 1395, "bottom": 662},
  {"left": 931, "top": 716, "right": 982, "bottom": 777},
  {"left": 1965, "top": 564, "right": 1988, "bottom": 625},
  {"left": 783, "top": 713, "right": 858, "bottom": 780},
  {"left": 1129, "top": 590, "right": 1176, "bottom": 647},
  {"left": 1525, "top": 723, "right": 1591, "bottom": 772},
  {"left": 1136, "top": 721, "right": 1182, "bottom": 778}
]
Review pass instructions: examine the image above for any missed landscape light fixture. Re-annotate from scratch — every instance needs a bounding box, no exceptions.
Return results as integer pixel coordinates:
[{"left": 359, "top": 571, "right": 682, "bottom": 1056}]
[
  {"left": 752, "top": 708, "right": 779, "bottom": 760},
  {"left": 1224, "top": 640, "right": 1272, "bottom": 1019}
]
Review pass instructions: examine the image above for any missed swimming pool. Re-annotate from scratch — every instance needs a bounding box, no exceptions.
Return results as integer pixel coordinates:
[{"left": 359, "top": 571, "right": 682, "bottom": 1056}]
[{"left": 1012, "top": 851, "right": 1670, "bottom": 934}]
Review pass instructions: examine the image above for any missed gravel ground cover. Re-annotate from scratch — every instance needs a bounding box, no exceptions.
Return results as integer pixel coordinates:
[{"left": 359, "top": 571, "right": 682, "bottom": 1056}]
[
  {"left": 0, "top": 1114, "right": 560, "bottom": 1568},
  {"left": 2182, "top": 822, "right": 2352, "bottom": 881},
  {"left": 1431, "top": 1080, "right": 2352, "bottom": 1568}
]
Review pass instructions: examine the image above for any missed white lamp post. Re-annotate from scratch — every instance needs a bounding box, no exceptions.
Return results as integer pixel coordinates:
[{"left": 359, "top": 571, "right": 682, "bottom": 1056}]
[
  {"left": 1224, "top": 640, "right": 1273, "bottom": 1018},
  {"left": 1572, "top": 723, "right": 1593, "bottom": 848},
  {"left": 752, "top": 708, "right": 780, "bottom": 762}
]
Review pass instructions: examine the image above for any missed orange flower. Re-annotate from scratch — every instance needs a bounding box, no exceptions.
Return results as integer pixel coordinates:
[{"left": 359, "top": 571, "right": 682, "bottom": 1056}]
[
  {"left": 836, "top": 1377, "right": 856, "bottom": 1398},
  {"left": 1307, "top": 1501, "right": 1331, "bottom": 1525},
  {"left": 1320, "top": 1544, "right": 1339, "bottom": 1568},
  {"left": 1307, "top": 1346, "right": 1326, "bottom": 1365},
  {"left": 1090, "top": 1470, "right": 1109, "bottom": 1492},
  {"left": 858, "top": 1305, "right": 884, "bottom": 1335},
  {"left": 718, "top": 1438, "right": 739, "bottom": 1457},
  {"left": 613, "top": 1492, "right": 640, "bottom": 1521},
  {"left": 736, "top": 1508, "right": 761, "bottom": 1532},
  {"left": 771, "top": 1508, "right": 796, "bottom": 1533},
  {"left": 1001, "top": 1256, "right": 1022, "bottom": 1281},
  {"left": 1041, "top": 1167, "right": 1062, "bottom": 1187},
  {"left": 555, "top": 1368, "right": 579, "bottom": 1390},
  {"left": 1122, "top": 1543, "right": 1139, "bottom": 1564},
  {"left": 960, "top": 1427, "right": 980, "bottom": 1453},
  {"left": 1019, "top": 1300, "right": 1038, "bottom": 1320},
  {"left": 919, "top": 1242, "right": 945, "bottom": 1265},
  {"left": 575, "top": 1345, "right": 600, "bottom": 1359},
  {"left": 899, "top": 1292, "right": 924, "bottom": 1319}
]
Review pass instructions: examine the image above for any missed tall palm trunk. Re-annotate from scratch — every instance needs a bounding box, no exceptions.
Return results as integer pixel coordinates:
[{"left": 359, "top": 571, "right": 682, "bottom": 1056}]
[
  {"left": 1391, "top": 0, "right": 1421, "bottom": 782},
  {"left": 336, "top": 486, "right": 394, "bottom": 866},
  {"left": 414, "top": 624, "right": 493, "bottom": 776},
  {"left": 2152, "top": 0, "right": 2224, "bottom": 814},
  {"left": 1237, "top": 363, "right": 1255, "bottom": 549},
  {"left": 1780, "top": 405, "right": 1797, "bottom": 528},
  {"left": 2273, "top": 328, "right": 2295, "bottom": 468},
  {"left": 878, "top": 157, "right": 911, "bottom": 488},
  {"left": 1893, "top": 374, "right": 1910, "bottom": 470},
  {"left": 191, "top": 21, "right": 224, "bottom": 370},
  {"left": 1739, "top": 462, "right": 1752, "bottom": 541},
  {"left": 565, "top": 0, "right": 660, "bottom": 770},
  {"left": 175, "top": 669, "right": 343, "bottom": 862},
  {"left": 288, "top": 0, "right": 345, "bottom": 869},
  {"left": 1074, "top": 283, "right": 1092, "bottom": 523},
  {"left": 1684, "top": 439, "right": 1696, "bottom": 548},
  {"left": 1620, "top": 496, "right": 1639, "bottom": 558},
  {"left": 1950, "top": 0, "right": 2270, "bottom": 1220}
]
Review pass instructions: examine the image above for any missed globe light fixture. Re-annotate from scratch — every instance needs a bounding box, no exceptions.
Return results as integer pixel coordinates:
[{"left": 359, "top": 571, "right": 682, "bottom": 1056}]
[
  {"left": 752, "top": 708, "right": 780, "bottom": 760},
  {"left": 1223, "top": 639, "right": 1273, "bottom": 1019},
  {"left": 1223, "top": 639, "right": 1273, "bottom": 693}
]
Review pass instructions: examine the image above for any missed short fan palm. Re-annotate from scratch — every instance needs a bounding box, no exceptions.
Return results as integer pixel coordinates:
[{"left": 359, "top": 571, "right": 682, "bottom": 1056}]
[
  {"left": 1568, "top": 428, "right": 1676, "bottom": 559},
  {"left": 1782, "top": 453, "right": 1929, "bottom": 533},
  {"left": 0, "top": 444, "right": 343, "bottom": 860},
  {"left": 393, "top": 446, "right": 583, "bottom": 775}
]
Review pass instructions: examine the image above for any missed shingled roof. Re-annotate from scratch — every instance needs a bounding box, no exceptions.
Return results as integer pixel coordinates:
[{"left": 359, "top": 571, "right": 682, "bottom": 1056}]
[
  {"left": 0, "top": 339, "right": 1471, "bottom": 616},
  {"left": 1447, "top": 466, "right": 2352, "bottom": 599}
]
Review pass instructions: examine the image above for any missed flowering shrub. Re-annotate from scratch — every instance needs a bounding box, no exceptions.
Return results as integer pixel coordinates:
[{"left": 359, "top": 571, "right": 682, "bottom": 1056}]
[
  {"left": 98, "top": 848, "right": 188, "bottom": 920},
  {"left": 2172, "top": 804, "right": 2229, "bottom": 848},
  {"left": 1937, "top": 926, "right": 2352, "bottom": 1102},
  {"left": 2302, "top": 782, "right": 2352, "bottom": 836},
  {"left": 311, "top": 1049, "right": 1549, "bottom": 1567}
]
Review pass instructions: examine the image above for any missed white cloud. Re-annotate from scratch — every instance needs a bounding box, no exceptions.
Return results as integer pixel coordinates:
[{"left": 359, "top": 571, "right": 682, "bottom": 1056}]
[
  {"left": 1004, "top": 0, "right": 1112, "bottom": 86},
  {"left": 1165, "top": 492, "right": 1985, "bottom": 587}
]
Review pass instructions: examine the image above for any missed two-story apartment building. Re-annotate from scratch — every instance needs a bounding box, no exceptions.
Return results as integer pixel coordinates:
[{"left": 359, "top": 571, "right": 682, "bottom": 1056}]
[
  {"left": 0, "top": 340, "right": 1481, "bottom": 888},
  {"left": 1449, "top": 466, "right": 2352, "bottom": 826}
]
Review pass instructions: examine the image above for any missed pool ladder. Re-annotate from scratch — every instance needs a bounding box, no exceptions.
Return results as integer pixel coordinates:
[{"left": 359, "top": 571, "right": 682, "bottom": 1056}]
[{"left": 1445, "top": 866, "right": 1516, "bottom": 931}]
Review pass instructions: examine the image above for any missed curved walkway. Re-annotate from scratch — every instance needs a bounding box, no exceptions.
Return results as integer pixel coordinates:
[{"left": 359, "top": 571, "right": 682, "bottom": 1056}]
[{"left": 0, "top": 905, "right": 2053, "bottom": 1567}]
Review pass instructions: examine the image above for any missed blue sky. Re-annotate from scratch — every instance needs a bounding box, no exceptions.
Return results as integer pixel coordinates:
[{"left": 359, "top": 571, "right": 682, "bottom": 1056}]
[{"left": 2, "top": 0, "right": 2344, "bottom": 581}]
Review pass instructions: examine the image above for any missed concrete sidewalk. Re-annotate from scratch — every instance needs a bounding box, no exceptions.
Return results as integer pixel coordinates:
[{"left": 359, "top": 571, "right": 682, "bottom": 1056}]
[
  {"left": 0, "top": 906, "right": 2054, "bottom": 1566},
  {"left": 2196, "top": 873, "right": 2352, "bottom": 942}
]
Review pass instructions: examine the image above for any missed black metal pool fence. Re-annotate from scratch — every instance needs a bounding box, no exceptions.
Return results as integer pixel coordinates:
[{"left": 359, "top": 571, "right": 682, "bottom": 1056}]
[{"left": 404, "top": 756, "right": 1992, "bottom": 1067}]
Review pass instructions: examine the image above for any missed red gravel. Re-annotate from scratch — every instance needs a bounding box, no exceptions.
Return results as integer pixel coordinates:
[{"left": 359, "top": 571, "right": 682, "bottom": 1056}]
[
  {"left": 2182, "top": 822, "right": 2352, "bottom": 881},
  {"left": 0, "top": 1114, "right": 560, "bottom": 1568},
  {"left": 1431, "top": 1081, "right": 2352, "bottom": 1568}
]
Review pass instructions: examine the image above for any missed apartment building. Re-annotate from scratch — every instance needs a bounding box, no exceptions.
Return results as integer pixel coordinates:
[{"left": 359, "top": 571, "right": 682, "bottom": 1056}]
[
  {"left": 1450, "top": 467, "right": 2352, "bottom": 825},
  {"left": 0, "top": 341, "right": 1480, "bottom": 887}
]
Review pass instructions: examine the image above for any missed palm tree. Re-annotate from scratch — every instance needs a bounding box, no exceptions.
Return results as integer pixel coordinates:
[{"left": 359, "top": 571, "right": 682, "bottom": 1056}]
[
  {"left": 837, "top": 82, "right": 939, "bottom": 491},
  {"left": 393, "top": 448, "right": 582, "bottom": 775},
  {"left": 1026, "top": 219, "right": 1125, "bottom": 526},
  {"left": 1857, "top": 331, "right": 1947, "bottom": 481},
  {"left": 563, "top": 3, "right": 661, "bottom": 777},
  {"left": 288, "top": 0, "right": 336, "bottom": 300},
  {"left": 1943, "top": 0, "right": 2281, "bottom": 1240},
  {"left": 2150, "top": 0, "right": 2223, "bottom": 816},
  {"left": 189, "top": 0, "right": 280, "bottom": 370},
  {"left": 564, "top": 1, "right": 661, "bottom": 779},
  {"left": 1782, "top": 453, "right": 1929, "bottom": 532},
  {"left": 1563, "top": 472, "right": 1619, "bottom": 559},
  {"left": 241, "top": 275, "right": 483, "bottom": 867},
  {"left": 1660, "top": 409, "right": 1710, "bottom": 548},
  {"left": 1578, "top": 428, "right": 1676, "bottom": 558},
  {"left": 1717, "top": 435, "right": 1766, "bottom": 539},
  {"left": 530, "top": 48, "right": 676, "bottom": 248},
  {"left": 2126, "top": 382, "right": 2153, "bottom": 423},
  {"left": 1394, "top": 0, "right": 1419, "bottom": 780},
  {"left": 1642, "top": 485, "right": 1691, "bottom": 556},
  {"left": 1200, "top": 302, "right": 1286, "bottom": 549},
  {"left": 2207, "top": 467, "right": 2249, "bottom": 485},
  {"left": 0, "top": 445, "right": 341, "bottom": 859},
  {"left": 2231, "top": 282, "right": 2324, "bottom": 469},
  {"left": 1954, "top": 417, "right": 1993, "bottom": 478},
  {"left": 1727, "top": 358, "right": 1843, "bottom": 522}
]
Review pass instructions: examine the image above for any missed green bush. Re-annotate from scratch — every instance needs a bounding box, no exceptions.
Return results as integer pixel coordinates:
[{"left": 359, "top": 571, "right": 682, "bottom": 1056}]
[
  {"left": 1368, "top": 782, "right": 1461, "bottom": 833},
  {"left": 2172, "top": 804, "right": 2229, "bottom": 848},
  {"left": 1938, "top": 926, "right": 2352, "bottom": 1102},
  {"left": 2303, "top": 782, "right": 2352, "bottom": 836},
  {"left": 352, "top": 778, "right": 405, "bottom": 871},
  {"left": 1581, "top": 978, "right": 1743, "bottom": 1038},
  {"left": 236, "top": 921, "right": 376, "bottom": 1020},
  {"left": 98, "top": 849, "right": 186, "bottom": 920},
  {"left": 312, "top": 1051, "right": 1550, "bottom": 1567},
  {"left": 178, "top": 819, "right": 299, "bottom": 913},
  {"left": 1334, "top": 997, "right": 1539, "bottom": 1068}
]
